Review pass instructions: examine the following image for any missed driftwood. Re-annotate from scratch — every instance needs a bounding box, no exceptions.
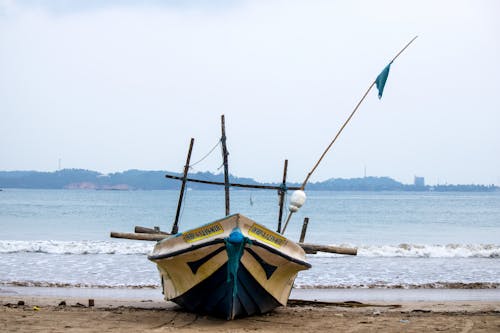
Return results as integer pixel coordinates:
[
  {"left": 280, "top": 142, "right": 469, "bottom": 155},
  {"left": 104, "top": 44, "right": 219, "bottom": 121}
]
[
  {"left": 110, "top": 232, "right": 167, "bottom": 241},
  {"left": 299, "top": 243, "right": 357, "bottom": 256},
  {"left": 134, "top": 226, "right": 170, "bottom": 235}
]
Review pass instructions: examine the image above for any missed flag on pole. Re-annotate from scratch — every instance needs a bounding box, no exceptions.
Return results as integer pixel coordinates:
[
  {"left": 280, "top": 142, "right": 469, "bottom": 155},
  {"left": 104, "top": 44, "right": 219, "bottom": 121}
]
[{"left": 375, "top": 61, "right": 393, "bottom": 99}]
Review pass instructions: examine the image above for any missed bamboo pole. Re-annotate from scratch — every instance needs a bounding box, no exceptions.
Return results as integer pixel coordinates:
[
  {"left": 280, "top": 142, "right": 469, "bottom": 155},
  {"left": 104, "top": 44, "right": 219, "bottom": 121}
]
[
  {"left": 300, "top": 80, "right": 376, "bottom": 189},
  {"left": 283, "top": 37, "right": 418, "bottom": 235},
  {"left": 171, "top": 138, "right": 194, "bottom": 234},
  {"left": 300, "top": 36, "right": 418, "bottom": 190}
]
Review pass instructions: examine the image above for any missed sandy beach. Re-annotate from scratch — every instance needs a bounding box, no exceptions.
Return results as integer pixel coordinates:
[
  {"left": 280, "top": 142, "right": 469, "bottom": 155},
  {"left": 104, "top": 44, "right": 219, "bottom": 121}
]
[{"left": 2, "top": 294, "right": 499, "bottom": 332}]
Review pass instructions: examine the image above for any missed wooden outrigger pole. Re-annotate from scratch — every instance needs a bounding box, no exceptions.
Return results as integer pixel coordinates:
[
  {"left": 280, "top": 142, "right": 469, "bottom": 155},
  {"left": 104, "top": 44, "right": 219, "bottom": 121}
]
[
  {"left": 282, "top": 36, "right": 418, "bottom": 234},
  {"left": 111, "top": 114, "right": 357, "bottom": 255},
  {"left": 165, "top": 174, "right": 300, "bottom": 191}
]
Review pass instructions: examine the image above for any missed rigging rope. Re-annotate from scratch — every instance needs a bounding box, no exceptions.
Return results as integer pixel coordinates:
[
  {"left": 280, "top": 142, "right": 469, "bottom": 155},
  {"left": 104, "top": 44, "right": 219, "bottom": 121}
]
[
  {"left": 189, "top": 139, "right": 222, "bottom": 169},
  {"left": 178, "top": 181, "right": 189, "bottom": 227}
]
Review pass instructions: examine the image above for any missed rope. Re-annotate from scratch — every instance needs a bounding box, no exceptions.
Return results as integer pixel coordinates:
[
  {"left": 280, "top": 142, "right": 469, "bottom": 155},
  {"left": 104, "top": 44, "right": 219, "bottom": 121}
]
[
  {"left": 189, "top": 139, "right": 221, "bottom": 169},
  {"left": 178, "top": 181, "right": 189, "bottom": 226}
]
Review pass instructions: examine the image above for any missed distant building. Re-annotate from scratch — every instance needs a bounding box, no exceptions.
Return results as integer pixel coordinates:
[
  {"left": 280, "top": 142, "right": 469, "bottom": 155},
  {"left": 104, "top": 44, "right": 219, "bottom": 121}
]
[{"left": 414, "top": 176, "right": 425, "bottom": 187}]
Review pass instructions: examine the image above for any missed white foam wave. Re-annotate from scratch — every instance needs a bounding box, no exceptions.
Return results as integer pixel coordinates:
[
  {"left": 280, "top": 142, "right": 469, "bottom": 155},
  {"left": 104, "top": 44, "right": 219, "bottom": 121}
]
[
  {"left": 0, "top": 280, "right": 160, "bottom": 289},
  {"left": 313, "top": 244, "right": 500, "bottom": 258},
  {"left": 0, "top": 240, "right": 153, "bottom": 255},
  {"left": 1, "top": 241, "right": 499, "bottom": 258}
]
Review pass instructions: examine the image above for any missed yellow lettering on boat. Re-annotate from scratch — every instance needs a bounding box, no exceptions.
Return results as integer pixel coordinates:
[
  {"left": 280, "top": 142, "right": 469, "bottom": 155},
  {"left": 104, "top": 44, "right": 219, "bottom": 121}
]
[
  {"left": 182, "top": 222, "right": 224, "bottom": 243},
  {"left": 248, "top": 224, "right": 287, "bottom": 248}
]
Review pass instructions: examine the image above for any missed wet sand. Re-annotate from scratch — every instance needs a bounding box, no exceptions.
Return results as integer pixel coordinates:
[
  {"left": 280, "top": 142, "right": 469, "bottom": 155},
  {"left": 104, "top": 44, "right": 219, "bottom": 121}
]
[{"left": 2, "top": 295, "right": 500, "bottom": 332}]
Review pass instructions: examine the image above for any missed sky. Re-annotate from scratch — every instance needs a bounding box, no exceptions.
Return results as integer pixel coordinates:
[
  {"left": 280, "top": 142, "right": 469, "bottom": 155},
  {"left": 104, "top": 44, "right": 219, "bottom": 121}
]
[{"left": 1, "top": 0, "right": 499, "bottom": 185}]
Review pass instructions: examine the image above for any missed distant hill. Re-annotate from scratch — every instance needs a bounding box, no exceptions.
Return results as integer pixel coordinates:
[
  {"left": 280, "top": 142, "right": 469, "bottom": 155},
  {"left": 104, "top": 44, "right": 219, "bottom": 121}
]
[{"left": 0, "top": 169, "right": 497, "bottom": 192}]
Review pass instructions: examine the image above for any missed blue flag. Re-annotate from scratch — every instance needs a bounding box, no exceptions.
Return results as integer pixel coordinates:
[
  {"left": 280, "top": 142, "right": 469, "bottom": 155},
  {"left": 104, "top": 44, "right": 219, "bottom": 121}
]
[{"left": 375, "top": 61, "right": 393, "bottom": 99}]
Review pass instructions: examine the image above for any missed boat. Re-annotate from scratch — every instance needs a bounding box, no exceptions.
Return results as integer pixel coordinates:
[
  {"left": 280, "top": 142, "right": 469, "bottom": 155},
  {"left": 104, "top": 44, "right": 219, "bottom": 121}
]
[
  {"left": 143, "top": 115, "right": 312, "bottom": 319},
  {"left": 110, "top": 115, "right": 355, "bottom": 319},
  {"left": 112, "top": 37, "right": 416, "bottom": 320},
  {"left": 148, "top": 213, "right": 310, "bottom": 319}
]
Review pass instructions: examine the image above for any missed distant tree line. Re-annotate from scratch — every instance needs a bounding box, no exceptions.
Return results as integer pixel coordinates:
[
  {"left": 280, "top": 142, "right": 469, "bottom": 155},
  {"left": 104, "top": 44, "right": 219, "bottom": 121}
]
[{"left": 0, "top": 169, "right": 497, "bottom": 192}]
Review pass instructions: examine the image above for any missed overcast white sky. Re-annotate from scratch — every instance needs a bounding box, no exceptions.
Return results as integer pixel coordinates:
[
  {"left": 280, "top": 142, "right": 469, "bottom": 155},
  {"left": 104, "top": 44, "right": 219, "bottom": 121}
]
[{"left": 1, "top": 0, "right": 499, "bottom": 185}]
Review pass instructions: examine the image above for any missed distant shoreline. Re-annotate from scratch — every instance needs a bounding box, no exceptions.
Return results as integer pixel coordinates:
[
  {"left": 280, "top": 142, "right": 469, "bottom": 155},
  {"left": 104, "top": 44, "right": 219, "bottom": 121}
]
[{"left": 0, "top": 169, "right": 498, "bottom": 192}]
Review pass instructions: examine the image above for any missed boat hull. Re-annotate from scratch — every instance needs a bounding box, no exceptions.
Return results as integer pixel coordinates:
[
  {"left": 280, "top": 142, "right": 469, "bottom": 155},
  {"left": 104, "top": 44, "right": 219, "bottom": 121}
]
[{"left": 148, "top": 214, "right": 310, "bottom": 319}]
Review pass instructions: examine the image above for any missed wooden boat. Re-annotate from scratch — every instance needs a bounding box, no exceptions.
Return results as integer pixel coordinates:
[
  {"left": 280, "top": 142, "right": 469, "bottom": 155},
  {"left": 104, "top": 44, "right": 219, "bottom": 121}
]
[
  {"left": 148, "top": 213, "right": 310, "bottom": 320},
  {"left": 111, "top": 114, "right": 356, "bottom": 318}
]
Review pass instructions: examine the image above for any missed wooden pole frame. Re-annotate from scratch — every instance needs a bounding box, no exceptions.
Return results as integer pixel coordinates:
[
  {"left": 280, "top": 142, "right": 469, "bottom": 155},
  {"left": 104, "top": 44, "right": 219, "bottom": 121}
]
[
  {"left": 171, "top": 138, "right": 194, "bottom": 234},
  {"left": 277, "top": 159, "right": 288, "bottom": 233},
  {"left": 165, "top": 173, "right": 300, "bottom": 191},
  {"left": 221, "top": 115, "right": 231, "bottom": 216}
]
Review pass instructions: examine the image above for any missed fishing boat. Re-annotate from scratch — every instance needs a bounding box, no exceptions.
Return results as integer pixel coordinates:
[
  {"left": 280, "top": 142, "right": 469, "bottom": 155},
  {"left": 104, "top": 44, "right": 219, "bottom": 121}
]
[
  {"left": 143, "top": 115, "right": 312, "bottom": 319},
  {"left": 148, "top": 213, "right": 310, "bottom": 319},
  {"left": 111, "top": 115, "right": 319, "bottom": 319},
  {"left": 111, "top": 37, "right": 416, "bottom": 320}
]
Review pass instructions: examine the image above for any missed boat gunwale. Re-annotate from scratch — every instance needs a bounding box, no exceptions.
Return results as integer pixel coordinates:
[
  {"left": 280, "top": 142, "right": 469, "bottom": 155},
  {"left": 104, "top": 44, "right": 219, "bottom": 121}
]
[{"left": 147, "top": 238, "right": 311, "bottom": 268}]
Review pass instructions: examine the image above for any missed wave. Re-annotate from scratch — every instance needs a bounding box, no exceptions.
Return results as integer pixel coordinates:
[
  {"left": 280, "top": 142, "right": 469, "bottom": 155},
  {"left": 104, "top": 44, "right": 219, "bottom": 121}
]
[
  {"left": 294, "top": 282, "right": 500, "bottom": 289},
  {"left": 0, "top": 280, "right": 159, "bottom": 289},
  {"left": 1, "top": 241, "right": 499, "bottom": 258},
  {"left": 315, "top": 244, "right": 500, "bottom": 258},
  {"left": 2, "top": 280, "right": 498, "bottom": 290},
  {"left": 0, "top": 240, "right": 153, "bottom": 255}
]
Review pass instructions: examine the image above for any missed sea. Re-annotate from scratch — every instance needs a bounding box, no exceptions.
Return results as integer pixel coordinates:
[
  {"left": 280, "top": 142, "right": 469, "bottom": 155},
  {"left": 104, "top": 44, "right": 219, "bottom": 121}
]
[{"left": 1, "top": 189, "right": 499, "bottom": 301}]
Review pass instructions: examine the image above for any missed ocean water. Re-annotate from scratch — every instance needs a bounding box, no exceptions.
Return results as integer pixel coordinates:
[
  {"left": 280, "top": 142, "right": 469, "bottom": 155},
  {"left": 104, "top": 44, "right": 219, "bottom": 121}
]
[{"left": 1, "top": 189, "right": 499, "bottom": 293}]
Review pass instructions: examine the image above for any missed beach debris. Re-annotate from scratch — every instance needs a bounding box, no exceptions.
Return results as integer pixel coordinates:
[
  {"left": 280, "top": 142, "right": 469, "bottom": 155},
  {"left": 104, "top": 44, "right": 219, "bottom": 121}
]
[
  {"left": 400, "top": 319, "right": 410, "bottom": 324},
  {"left": 17, "top": 300, "right": 25, "bottom": 306},
  {"left": 73, "top": 302, "right": 86, "bottom": 308},
  {"left": 58, "top": 300, "right": 66, "bottom": 307},
  {"left": 33, "top": 306, "right": 40, "bottom": 311},
  {"left": 88, "top": 299, "right": 95, "bottom": 307},
  {"left": 287, "top": 299, "right": 401, "bottom": 308}
]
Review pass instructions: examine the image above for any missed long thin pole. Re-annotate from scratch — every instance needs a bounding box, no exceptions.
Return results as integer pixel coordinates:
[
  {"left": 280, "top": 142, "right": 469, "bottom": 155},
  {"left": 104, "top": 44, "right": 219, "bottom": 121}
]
[
  {"left": 221, "top": 115, "right": 230, "bottom": 216},
  {"left": 283, "top": 36, "right": 418, "bottom": 235},
  {"left": 171, "top": 138, "right": 194, "bottom": 234},
  {"left": 300, "top": 81, "right": 376, "bottom": 189},
  {"left": 277, "top": 159, "right": 288, "bottom": 233},
  {"left": 300, "top": 36, "right": 418, "bottom": 190}
]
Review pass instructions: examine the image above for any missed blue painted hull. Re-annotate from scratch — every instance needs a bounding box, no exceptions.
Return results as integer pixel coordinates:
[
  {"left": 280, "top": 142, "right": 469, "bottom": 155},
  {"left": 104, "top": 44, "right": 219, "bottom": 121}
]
[{"left": 172, "top": 261, "right": 281, "bottom": 319}]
